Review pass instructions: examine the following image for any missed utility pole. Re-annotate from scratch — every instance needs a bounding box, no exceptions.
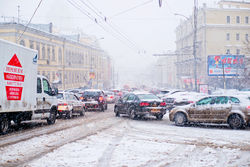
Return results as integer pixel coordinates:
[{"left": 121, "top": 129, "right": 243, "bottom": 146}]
[
  {"left": 193, "top": 0, "right": 198, "bottom": 92},
  {"left": 17, "top": 5, "right": 20, "bottom": 24}
]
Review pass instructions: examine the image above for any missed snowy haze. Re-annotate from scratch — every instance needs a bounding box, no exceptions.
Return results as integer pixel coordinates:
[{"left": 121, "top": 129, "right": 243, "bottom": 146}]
[{"left": 0, "top": 0, "right": 219, "bottom": 87}]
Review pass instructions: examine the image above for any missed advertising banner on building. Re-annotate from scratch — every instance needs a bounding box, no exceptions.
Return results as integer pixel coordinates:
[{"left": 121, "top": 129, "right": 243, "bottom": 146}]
[{"left": 207, "top": 55, "right": 245, "bottom": 76}]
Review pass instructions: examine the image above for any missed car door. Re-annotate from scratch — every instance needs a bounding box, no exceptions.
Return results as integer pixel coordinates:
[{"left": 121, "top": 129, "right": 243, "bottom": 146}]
[
  {"left": 42, "top": 78, "right": 54, "bottom": 112},
  {"left": 210, "top": 96, "right": 231, "bottom": 121},
  {"left": 188, "top": 97, "right": 213, "bottom": 121},
  {"left": 117, "top": 94, "right": 129, "bottom": 114},
  {"left": 73, "top": 94, "right": 82, "bottom": 112},
  {"left": 124, "top": 94, "right": 136, "bottom": 113}
]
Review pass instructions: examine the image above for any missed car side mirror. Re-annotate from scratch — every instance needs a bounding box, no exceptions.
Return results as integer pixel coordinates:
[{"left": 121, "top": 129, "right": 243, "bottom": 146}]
[
  {"left": 51, "top": 88, "right": 58, "bottom": 96},
  {"left": 191, "top": 103, "right": 196, "bottom": 107}
]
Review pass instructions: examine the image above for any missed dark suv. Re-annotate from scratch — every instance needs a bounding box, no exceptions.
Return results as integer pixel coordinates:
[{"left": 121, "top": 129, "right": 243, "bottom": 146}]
[
  {"left": 80, "top": 89, "right": 107, "bottom": 111},
  {"left": 114, "top": 92, "right": 167, "bottom": 120}
]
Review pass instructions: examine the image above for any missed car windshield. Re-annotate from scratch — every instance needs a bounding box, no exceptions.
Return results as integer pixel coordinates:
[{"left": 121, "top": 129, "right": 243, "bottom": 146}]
[
  {"left": 83, "top": 91, "right": 101, "bottom": 96},
  {"left": 56, "top": 93, "right": 64, "bottom": 100},
  {"left": 137, "top": 94, "right": 159, "bottom": 100}
]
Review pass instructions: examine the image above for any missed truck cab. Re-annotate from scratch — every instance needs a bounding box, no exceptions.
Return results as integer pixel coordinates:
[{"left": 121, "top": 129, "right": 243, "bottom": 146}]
[{"left": 33, "top": 75, "right": 58, "bottom": 123}]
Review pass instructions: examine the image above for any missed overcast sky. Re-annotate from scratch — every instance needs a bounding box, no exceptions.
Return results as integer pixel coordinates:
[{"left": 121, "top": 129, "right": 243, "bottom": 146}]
[{"left": 0, "top": 0, "right": 219, "bottom": 87}]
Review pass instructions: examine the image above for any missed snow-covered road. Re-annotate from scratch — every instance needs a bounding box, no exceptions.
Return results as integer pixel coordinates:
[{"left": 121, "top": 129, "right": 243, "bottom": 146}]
[{"left": 0, "top": 105, "right": 249, "bottom": 167}]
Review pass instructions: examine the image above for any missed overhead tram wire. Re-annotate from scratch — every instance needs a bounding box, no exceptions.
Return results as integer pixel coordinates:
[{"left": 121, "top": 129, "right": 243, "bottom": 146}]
[
  {"left": 78, "top": 0, "right": 140, "bottom": 51},
  {"left": 77, "top": 0, "right": 144, "bottom": 52},
  {"left": 67, "top": 0, "right": 138, "bottom": 52},
  {"left": 110, "top": 0, "right": 154, "bottom": 18},
  {"left": 17, "top": 0, "right": 43, "bottom": 42}
]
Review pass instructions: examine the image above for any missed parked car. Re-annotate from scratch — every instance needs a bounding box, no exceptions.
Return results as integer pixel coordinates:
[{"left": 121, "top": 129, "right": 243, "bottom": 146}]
[
  {"left": 169, "top": 95, "right": 250, "bottom": 129},
  {"left": 163, "top": 92, "right": 206, "bottom": 111},
  {"left": 56, "top": 92, "right": 85, "bottom": 118},
  {"left": 80, "top": 89, "right": 107, "bottom": 111},
  {"left": 104, "top": 91, "right": 116, "bottom": 103},
  {"left": 114, "top": 92, "right": 167, "bottom": 120}
]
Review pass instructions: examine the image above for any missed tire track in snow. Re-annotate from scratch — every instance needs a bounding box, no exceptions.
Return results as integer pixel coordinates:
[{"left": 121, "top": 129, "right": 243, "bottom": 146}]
[{"left": 97, "top": 120, "right": 129, "bottom": 167}]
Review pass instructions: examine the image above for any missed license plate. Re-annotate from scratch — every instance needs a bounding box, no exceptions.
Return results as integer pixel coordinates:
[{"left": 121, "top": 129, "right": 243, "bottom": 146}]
[{"left": 151, "top": 109, "right": 160, "bottom": 113}]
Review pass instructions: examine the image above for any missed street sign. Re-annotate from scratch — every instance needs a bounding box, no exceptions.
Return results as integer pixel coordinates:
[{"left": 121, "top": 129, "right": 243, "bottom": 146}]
[{"left": 207, "top": 55, "right": 245, "bottom": 76}]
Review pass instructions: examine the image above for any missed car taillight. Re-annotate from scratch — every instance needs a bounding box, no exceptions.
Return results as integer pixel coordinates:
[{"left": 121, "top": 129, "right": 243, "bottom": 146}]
[
  {"left": 110, "top": 96, "right": 114, "bottom": 99},
  {"left": 247, "top": 106, "right": 250, "bottom": 110},
  {"left": 99, "top": 96, "right": 104, "bottom": 101},
  {"left": 160, "top": 102, "right": 166, "bottom": 106},
  {"left": 188, "top": 101, "right": 194, "bottom": 103},
  {"left": 58, "top": 103, "right": 67, "bottom": 106},
  {"left": 140, "top": 102, "right": 149, "bottom": 106},
  {"left": 80, "top": 97, "right": 84, "bottom": 100}
]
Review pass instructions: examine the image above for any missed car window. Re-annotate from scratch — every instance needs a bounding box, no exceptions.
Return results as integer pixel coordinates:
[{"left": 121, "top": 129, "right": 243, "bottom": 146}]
[
  {"left": 196, "top": 97, "right": 213, "bottom": 105},
  {"left": 122, "top": 94, "right": 129, "bottom": 101},
  {"left": 37, "top": 78, "right": 42, "bottom": 93},
  {"left": 83, "top": 91, "right": 101, "bottom": 96},
  {"left": 230, "top": 97, "right": 240, "bottom": 103},
  {"left": 43, "top": 78, "right": 52, "bottom": 95},
  {"left": 137, "top": 94, "right": 159, "bottom": 100},
  {"left": 127, "top": 94, "right": 135, "bottom": 101},
  {"left": 212, "top": 96, "right": 228, "bottom": 104},
  {"left": 56, "top": 93, "right": 64, "bottom": 100}
]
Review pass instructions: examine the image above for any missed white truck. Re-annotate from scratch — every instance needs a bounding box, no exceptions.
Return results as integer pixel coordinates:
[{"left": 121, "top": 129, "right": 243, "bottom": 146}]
[{"left": 0, "top": 39, "right": 58, "bottom": 134}]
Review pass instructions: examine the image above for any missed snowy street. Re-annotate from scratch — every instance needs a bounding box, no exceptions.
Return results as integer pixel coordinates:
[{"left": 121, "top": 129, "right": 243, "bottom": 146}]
[{"left": 0, "top": 104, "right": 250, "bottom": 167}]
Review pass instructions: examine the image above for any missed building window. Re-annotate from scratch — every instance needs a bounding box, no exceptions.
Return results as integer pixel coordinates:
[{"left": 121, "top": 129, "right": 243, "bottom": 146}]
[
  {"left": 245, "top": 16, "right": 249, "bottom": 24},
  {"left": 20, "top": 40, "right": 25, "bottom": 46},
  {"left": 226, "top": 33, "right": 230, "bottom": 40},
  {"left": 236, "top": 49, "right": 240, "bottom": 55},
  {"left": 246, "top": 34, "right": 249, "bottom": 41},
  {"left": 42, "top": 45, "right": 45, "bottom": 59},
  {"left": 227, "top": 16, "right": 230, "bottom": 23},
  {"left": 52, "top": 46, "right": 55, "bottom": 61},
  {"left": 226, "top": 49, "right": 230, "bottom": 54},
  {"left": 36, "top": 43, "right": 40, "bottom": 59},
  {"left": 58, "top": 48, "right": 62, "bottom": 64},
  {"left": 47, "top": 46, "right": 51, "bottom": 60},
  {"left": 29, "top": 40, "right": 34, "bottom": 49},
  {"left": 236, "top": 16, "right": 240, "bottom": 23},
  {"left": 236, "top": 33, "right": 240, "bottom": 41}
]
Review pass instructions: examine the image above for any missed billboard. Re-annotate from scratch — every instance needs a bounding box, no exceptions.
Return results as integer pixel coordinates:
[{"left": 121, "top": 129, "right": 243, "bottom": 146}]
[{"left": 207, "top": 55, "right": 245, "bottom": 76}]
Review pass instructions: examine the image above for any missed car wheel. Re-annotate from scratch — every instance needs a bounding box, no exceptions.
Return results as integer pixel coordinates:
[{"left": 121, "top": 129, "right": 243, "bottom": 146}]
[
  {"left": 174, "top": 112, "right": 187, "bottom": 126},
  {"left": 129, "top": 108, "right": 137, "bottom": 120},
  {"left": 80, "top": 108, "right": 85, "bottom": 117},
  {"left": 67, "top": 110, "right": 73, "bottom": 119},
  {"left": 105, "top": 104, "right": 108, "bottom": 110},
  {"left": 114, "top": 107, "right": 120, "bottom": 117},
  {"left": 0, "top": 114, "right": 10, "bottom": 135},
  {"left": 228, "top": 114, "right": 244, "bottom": 129},
  {"left": 101, "top": 106, "right": 105, "bottom": 112},
  {"left": 156, "top": 114, "right": 163, "bottom": 120},
  {"left": 47, "top": 109, "right": 56, "bottom": 125}
]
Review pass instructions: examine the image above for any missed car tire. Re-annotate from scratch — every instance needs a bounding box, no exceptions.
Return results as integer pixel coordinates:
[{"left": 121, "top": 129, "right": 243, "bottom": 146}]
[
  {"left": 101, "top": 106, "right": 105, "bottom": 112},
  {"left": 114, "top": 107, "right": 120, "bottom": 117},
  {"left": 0, "top": 114, "right": 10, "bottom": 135},
  {"left": 129, "top": 108, "right": 137, "bottom": 120},
  {"left": 80, "top": 108, "right": 85, "bottom": 117},
  {"left": 228, "top": 114, "right": 244, "bottom": 129},
  {"left": 105, "top": 104, "right": 108, "bottom": 110},
  {"left": 67, "top": 110, "right": 73, "bottom": 119},
  {"left": 47, "top": 109, "right": 56, "bottom": 125},
  {"left": 174, "top": 112, "right": 187, "bottom": 126},
  {"left": 156, "top": 114, "right": 163, "bottom": 120}
]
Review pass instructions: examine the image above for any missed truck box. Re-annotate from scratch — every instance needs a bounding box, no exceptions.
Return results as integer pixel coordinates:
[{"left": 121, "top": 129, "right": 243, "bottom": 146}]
[{"left": 0, "top": 39, "right": 37, "bottom": 113}]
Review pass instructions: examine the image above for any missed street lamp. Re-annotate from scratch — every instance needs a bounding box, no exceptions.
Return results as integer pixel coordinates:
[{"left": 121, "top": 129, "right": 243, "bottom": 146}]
[{"left": 174, "top": 0, "right": 198, "bottom": 92}]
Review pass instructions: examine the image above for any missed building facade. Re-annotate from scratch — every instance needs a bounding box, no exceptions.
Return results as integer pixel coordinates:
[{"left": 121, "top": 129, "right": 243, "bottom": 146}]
[
  {"left": 0, "top": 21, "right": 112, "bottom": 90},
  {"left": 175, "top": 0, "right": 250, "bottom": 90}
]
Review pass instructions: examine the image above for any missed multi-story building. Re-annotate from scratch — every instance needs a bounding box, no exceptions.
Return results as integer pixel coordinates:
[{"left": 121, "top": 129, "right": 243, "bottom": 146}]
[
  {"left": 175, "top": 0, "right": 250, "bottom": 90},
  {"left": 0, "top": 20, "right": 112, "bottom": 90}
]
